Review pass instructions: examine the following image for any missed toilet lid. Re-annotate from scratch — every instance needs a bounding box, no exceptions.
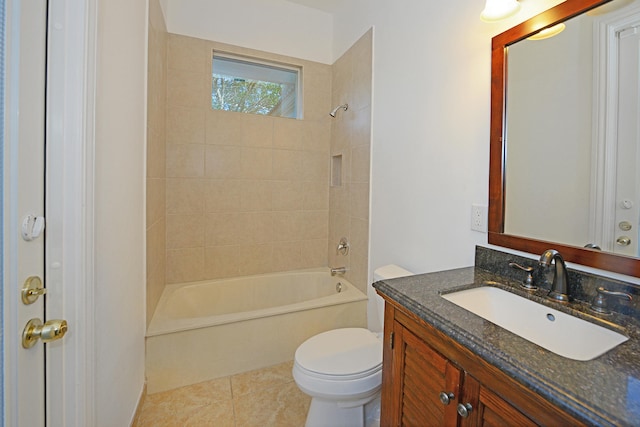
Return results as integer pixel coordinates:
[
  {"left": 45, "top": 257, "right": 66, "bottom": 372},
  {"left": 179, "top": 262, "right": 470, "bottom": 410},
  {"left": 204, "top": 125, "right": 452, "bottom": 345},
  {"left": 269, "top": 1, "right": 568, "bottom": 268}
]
[{"left": 295, "top": 328, "right": 382, "bottom": 377}]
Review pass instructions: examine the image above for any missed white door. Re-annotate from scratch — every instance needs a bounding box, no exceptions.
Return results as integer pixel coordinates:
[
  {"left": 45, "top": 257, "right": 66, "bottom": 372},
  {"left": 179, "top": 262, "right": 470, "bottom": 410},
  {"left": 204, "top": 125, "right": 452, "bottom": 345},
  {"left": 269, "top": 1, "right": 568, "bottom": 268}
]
[
  {"left": 5, "top": 0, "right": 48, "bottom": 424},
  {"left": 613, "top": 25, "right": 640, "bottom": 256},
  {"left": 4, "top": 0, "right": 72, "bottom": 425}
]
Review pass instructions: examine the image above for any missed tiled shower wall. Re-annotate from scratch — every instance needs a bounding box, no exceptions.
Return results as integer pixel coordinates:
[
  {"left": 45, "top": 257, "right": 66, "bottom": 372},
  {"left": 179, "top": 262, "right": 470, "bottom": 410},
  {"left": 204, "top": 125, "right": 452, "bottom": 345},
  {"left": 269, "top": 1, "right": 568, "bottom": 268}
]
[
  {"left": 146, "top": 0, "right": 167, "bottom": 325},
  {"left": 164, "top": 34, "right": 332, "bottom": 284},
  {"left": 329, "top": 30, "right": 373, "bottom": 294}
]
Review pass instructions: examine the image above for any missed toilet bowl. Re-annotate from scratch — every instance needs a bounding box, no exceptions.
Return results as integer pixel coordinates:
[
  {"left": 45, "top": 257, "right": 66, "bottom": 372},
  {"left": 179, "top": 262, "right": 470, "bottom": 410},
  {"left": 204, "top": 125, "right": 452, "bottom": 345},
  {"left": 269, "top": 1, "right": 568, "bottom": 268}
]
[{"left": 293, "top": 265, "right": 413, "bottom": 427}]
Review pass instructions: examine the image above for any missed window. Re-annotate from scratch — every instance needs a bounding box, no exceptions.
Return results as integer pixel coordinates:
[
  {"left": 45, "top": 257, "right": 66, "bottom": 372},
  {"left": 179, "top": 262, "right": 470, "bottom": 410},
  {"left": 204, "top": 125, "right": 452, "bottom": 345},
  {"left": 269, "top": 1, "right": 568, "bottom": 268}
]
[{"left": 212, "top": 53, "right": 301, "bottom": 119}]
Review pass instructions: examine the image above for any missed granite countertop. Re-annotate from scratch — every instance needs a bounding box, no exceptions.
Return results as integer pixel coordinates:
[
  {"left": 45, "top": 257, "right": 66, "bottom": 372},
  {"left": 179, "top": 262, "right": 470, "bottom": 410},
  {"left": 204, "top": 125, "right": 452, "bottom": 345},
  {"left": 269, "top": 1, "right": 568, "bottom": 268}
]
[{"left": 373, "top": 265, "right": 640, "bottom": 427}]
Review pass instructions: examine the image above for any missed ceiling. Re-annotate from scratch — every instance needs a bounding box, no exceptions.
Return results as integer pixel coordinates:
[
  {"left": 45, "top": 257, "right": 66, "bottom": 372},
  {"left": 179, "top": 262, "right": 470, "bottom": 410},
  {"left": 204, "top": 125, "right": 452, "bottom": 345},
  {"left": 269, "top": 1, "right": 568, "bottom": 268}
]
[{"left": 283, "top": 0, "right": 343, "bottom": 14}]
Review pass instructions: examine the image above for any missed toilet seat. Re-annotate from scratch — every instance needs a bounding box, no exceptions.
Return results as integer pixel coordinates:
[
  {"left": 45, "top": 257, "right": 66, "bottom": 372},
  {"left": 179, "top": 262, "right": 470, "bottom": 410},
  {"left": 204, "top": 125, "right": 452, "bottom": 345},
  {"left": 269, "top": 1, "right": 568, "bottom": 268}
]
[{"left": 294, "top": 328, "right": 382, "bottom": 378}]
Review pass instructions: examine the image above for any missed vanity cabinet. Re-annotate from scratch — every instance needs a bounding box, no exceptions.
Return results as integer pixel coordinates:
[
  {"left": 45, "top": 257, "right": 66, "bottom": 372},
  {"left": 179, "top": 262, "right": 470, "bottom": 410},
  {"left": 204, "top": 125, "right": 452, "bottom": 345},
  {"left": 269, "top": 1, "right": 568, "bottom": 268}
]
[{"left": 380, "top": 300, "right": 585, "bottom": 427}]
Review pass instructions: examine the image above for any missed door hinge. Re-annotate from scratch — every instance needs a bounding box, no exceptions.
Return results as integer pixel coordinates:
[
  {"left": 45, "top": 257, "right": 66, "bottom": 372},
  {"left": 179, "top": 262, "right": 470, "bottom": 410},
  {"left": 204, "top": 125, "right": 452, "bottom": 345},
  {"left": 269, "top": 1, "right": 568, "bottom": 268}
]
[{"left": 389, "top": 331, "right": 395, "bottom": 349}]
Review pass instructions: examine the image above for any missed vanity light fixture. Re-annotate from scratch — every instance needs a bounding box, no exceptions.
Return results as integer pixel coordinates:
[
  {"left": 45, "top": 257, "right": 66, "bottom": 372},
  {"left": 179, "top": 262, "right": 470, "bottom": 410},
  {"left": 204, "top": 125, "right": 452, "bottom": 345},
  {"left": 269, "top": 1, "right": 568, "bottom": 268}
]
[
  {"left": 480, "top": 0, "right": 520, "bottom": 22},
  {"left": 527, "top": 23, "right": 566, "bottom": 40}
]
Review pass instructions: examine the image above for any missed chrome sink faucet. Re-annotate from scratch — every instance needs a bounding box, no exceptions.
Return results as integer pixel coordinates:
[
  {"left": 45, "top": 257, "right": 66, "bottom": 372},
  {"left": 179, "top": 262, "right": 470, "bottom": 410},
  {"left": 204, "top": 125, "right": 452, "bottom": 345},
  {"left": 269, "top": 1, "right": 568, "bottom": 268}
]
[{"left": 539, "top": 249, "right": 570, "bottom": 303}]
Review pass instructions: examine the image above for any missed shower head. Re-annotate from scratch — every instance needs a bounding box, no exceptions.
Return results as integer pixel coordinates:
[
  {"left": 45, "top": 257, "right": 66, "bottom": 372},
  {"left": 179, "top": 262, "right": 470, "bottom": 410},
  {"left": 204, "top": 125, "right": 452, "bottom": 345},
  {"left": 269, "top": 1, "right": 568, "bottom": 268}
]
[{"left": 329, "top": 104, "right": 348, "bottom": 117}]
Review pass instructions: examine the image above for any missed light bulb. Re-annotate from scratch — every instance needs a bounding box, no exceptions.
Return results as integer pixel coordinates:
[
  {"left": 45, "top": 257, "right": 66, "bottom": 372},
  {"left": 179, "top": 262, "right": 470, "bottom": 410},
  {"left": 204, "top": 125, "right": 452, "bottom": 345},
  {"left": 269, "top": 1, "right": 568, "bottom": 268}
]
[{"left": 480, "top": 0, "right": 520, "bottom": 22}]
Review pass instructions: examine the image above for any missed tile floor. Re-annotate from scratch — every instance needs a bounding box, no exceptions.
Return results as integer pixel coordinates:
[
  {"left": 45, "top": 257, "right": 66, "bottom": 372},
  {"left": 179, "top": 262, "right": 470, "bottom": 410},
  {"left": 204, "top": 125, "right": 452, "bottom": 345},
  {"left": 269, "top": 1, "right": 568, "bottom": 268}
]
[{"left": 133, "top": 361, "right": 310, "bottom": 426}]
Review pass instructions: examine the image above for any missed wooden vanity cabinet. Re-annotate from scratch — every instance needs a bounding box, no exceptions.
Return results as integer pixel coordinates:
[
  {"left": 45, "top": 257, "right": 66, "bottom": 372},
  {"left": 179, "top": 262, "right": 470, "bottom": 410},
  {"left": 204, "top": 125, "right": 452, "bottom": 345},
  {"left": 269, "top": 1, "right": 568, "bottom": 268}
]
[{"left": 380, "top": 300, "right": 586, "bottom": 427}]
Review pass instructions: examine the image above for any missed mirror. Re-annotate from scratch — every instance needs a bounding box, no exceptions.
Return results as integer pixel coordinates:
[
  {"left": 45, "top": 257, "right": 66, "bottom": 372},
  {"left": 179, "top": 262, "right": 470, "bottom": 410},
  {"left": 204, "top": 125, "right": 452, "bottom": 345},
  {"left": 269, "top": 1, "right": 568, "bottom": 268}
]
[{"left": 488, "top": 0, "right": 640, "bottom": 277}]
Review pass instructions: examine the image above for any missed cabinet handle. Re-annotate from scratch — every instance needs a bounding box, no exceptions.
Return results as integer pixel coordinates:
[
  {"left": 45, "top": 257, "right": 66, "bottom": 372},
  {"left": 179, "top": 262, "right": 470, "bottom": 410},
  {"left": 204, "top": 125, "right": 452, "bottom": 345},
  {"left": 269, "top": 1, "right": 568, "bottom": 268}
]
[
  {"left": 457, "top": 403, "right": 473, "bottom": 418},
  {"left": 439, "top": 391, "right": 455, "bottom": 405}
]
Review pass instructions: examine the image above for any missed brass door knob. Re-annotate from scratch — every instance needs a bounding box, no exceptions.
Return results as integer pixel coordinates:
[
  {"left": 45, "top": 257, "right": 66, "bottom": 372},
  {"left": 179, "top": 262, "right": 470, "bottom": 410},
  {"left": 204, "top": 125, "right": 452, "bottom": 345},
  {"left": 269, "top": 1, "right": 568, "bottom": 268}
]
[
  {"left": 22, "top": 318, "right": 68, "bottom": 348},
  {"left": 617, "top": 236, "right": 632, "bottom": 246}
]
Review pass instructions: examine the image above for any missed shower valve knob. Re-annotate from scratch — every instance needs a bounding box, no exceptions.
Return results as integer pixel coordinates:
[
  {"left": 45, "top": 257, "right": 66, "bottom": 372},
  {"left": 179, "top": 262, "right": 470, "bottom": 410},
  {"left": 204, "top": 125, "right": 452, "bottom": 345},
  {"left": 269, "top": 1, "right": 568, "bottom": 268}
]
[{"left": 336, "top": 237, "right": 349, "bottom": 255}]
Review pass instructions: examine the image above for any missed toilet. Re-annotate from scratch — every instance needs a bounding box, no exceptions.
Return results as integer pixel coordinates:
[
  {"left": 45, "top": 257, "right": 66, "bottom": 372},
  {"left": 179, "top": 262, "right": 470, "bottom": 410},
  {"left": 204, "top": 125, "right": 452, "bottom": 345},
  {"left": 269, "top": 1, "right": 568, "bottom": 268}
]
[{"left": 293, "top": 265, "right": 413, "bottom": 427}]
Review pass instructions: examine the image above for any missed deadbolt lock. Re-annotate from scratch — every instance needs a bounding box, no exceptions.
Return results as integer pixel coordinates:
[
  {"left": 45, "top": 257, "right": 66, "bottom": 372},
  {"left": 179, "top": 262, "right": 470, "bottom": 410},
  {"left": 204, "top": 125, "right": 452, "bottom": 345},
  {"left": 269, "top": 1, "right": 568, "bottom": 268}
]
[
  {"left": 21, "top": 276, "right": 46, "bottom": 305},
  {"left": 22, "top": 318, "right": 67, "bottom": 349}
]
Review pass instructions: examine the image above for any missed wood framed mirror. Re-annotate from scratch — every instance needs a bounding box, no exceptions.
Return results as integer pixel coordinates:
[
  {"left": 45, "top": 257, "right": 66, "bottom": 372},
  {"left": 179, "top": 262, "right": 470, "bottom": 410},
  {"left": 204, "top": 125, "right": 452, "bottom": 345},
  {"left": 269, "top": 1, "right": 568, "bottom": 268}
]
[{"left": 488, "top": 0, "right": 640, "bottom": 277}]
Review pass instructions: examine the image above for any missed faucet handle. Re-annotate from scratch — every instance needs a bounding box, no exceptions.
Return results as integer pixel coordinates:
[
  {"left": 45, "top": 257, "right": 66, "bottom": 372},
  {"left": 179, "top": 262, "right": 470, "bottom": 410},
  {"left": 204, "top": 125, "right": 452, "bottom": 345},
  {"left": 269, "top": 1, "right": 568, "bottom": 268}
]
[
  {"left": 590, "top": 287, "right": 632, "bottom": 315},
  {"left": 509, "top": 262, "right": 537, "bottom": 291}
]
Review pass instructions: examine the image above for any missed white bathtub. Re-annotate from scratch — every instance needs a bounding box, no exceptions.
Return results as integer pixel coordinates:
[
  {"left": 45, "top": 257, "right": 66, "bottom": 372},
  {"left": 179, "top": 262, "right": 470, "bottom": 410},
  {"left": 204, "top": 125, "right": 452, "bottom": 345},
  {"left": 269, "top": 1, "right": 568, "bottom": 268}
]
[{"left": 145, "top": 268, "right": 368, "bottom": 393}]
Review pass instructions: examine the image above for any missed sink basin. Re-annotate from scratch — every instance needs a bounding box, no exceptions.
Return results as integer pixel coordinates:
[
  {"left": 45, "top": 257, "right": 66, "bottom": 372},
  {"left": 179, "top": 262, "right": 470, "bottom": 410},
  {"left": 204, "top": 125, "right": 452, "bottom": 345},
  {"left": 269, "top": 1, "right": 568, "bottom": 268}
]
[{"left": 441, "top": 286, "right": 628, "bottom": 361}]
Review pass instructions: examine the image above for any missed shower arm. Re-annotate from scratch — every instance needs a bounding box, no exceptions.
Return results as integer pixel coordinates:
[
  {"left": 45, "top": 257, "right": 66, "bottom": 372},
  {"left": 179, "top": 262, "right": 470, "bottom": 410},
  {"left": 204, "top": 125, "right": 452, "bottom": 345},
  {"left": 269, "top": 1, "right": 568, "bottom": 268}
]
[{"left": 329, "top": 104, "right": 348, "bottom": 117}]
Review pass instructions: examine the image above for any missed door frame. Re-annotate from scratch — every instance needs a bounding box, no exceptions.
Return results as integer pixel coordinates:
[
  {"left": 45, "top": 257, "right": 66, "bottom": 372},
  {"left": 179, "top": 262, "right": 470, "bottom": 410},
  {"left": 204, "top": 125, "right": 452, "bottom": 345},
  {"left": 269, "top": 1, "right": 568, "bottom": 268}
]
[
  {"left": 45, "top": 0, "right": 97, "bottom": 424},
  {"left": 3, "top": 0, "right": 97, "bottom": 425},
  {"left": 590, "top": 3, "right": 640, "bottom": 252}
]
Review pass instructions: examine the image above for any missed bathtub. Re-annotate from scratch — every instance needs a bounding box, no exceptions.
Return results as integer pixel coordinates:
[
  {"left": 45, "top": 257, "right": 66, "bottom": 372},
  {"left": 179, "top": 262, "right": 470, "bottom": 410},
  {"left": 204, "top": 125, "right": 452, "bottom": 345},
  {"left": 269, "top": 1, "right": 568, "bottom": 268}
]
[{"left": 145, "top": 268, "right": 368, "bottom": 393}]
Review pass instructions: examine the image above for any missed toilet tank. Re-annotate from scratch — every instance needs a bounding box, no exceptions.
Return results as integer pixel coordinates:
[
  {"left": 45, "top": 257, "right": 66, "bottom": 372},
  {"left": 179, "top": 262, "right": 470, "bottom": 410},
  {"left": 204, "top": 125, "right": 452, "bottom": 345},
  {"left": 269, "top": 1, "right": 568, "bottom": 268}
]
[{"left": 372, "top": 265, "right": 413, "bottom": 332}]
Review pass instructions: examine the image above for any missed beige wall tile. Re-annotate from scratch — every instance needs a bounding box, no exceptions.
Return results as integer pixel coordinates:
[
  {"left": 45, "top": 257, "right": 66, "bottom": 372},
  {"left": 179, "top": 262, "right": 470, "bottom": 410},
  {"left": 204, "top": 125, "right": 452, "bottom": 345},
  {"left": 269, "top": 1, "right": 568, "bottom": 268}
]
[
  {"left": 346, "top": 252, "right": 368, "bottom": 294},
  {"left": 146, "top": 178, "right": 165, "bottom": 227},
  {"left": 349, "top": 217, "right": 369, "bottom": 259},
  {"left": 146, "top": 217, "right": 166, "bottom": 276},
  {"left": 351, "top": 29, "right": 374, "bottom": 110},
  {"left": 299, "top": 211, "right": 328, "bottom": 240},
  {"left": 205, "top": 145, "right": 242, "bottom": 179},
  {"left": 167, "top": 68, "right": 209, "bottom": 109},
  {"left": 250, "top": 212, "right": 274, "bottom": 244},
  {"left": 272, "top": 181, "right": 304, "bottom": 211},
  {"left": 272, "top": 212, "right": 302, "bottom": 242},
  {"left": 166, "top": 178, "right": 206, "bottom": 214},
  {"left": 304, "top": 121, "right": 331, "bottom": 153},
  {"left": 146, "top": 257, "right": 165, "bottom": 326},
  {"left": 301, "top": 151, "right": 329, "bottom": 182},
  {"left": 303, "top": 63, "right": 332, "bottom": 121},
  {"left": 161, "top": 35, "right": 342, "bottom": 283},
  {"left": 350, "top": 144, "right": 370, "bottom": 184},
  {"left": 166, "top": 213, "right": 205, "bottom": 249},
  {"left": 272, "top": 242, "right": 302, "bottom": 272},
  {"left": 301, "top": 239, "right": 328, "bottom": 268},
  {"left": 350, "top": 105, "right": 372, "bottom": 147},
  {"left": 238, "top": 244, "right": 273, "bottom": 275},
  {"left": 204, "top": 180, "right": 242, "bottom": 213},
  {"left": 272, "top": 150, "right": 302, "bottom": 181},
  {"left": 167, "top": 106, "right": 205, "bottom": 145},
  {"left": 350, "top": 183, "right": 369, "bottom": 220},
  {"left": 147, "top": 129, "right": 166, "bottom": 178},
  {"left": 327, "top": 28, "right": 372, "bottom": 286},
  {"left": 273, "top": 118, "right": 303, "bottom": 150},
  {"left": 205, "top": 246, "right": 241, "bottom": 279},
  {"left": 239, "top": 180, "right": 272, "bottom": 212},
  {"left": 205, "top": 213, "right": 254, "bottom": 246},
  {"left": 329, "top": 185, "right": 350, "bottom": 216},
  {"left": 166, "top": 144, "right": 205, "bottom": 178},
  {"left": 167, "top": 34, "right": 210, "bottom": 74},
  {"left": 242, "top": 114, "right": 273, "bottom": 148},
  {"left": 166, "top": 247, "right": 205, "bottom": 284},
  {"left": 240, "top": 147, "right": 272, "bottom": 179},
  {"left": 206, "top": 110, "right": 243, "bottom": 146},
  {"left": 303, "top": 181, "right": 329, "bottom": 211}
]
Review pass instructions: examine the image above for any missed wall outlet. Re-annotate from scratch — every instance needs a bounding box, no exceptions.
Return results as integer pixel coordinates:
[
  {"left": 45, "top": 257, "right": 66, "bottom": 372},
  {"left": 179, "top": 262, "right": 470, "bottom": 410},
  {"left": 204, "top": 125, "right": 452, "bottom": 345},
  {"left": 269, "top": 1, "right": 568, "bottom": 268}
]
[{"left": 471, "top": 204, "right": 488, "bottom": 232}]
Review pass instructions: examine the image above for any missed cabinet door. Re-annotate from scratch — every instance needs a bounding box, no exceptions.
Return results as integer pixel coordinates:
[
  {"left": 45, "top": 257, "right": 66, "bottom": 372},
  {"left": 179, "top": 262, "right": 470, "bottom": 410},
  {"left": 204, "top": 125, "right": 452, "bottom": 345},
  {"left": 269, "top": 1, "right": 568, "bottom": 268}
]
[
  {"left": 462, "top": 375, "right": 538, "bottom": 427},
  {"left": 389, "top": 321, "right": 463, "bottom": 427}
]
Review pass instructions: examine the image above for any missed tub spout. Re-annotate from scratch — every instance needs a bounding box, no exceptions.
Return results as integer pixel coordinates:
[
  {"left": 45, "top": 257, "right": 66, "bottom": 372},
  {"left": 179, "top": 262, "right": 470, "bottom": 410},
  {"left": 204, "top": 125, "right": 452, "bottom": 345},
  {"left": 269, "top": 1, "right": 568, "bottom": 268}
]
[{"left": 331, "top": 267, "right": 347, "bottom": 276}]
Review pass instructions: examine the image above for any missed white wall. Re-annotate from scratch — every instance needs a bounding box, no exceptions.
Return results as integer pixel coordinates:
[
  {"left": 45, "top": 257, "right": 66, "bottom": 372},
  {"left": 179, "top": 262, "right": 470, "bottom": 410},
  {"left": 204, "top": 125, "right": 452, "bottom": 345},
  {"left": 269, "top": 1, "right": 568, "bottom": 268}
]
[
  {"left": 94, "top": 0, "right": 147, "bottom": 424},
  {"left": 163, "top": 0, "right": 333, "bottom": 64}
]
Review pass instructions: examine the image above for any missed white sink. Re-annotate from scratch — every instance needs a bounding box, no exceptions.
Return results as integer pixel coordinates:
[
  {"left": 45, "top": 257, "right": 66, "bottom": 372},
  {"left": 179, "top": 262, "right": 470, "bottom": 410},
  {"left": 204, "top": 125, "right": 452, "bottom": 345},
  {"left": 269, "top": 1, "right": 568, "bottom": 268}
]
[{"left": 441, "top": 286, "right": 628, "bottom": 361}]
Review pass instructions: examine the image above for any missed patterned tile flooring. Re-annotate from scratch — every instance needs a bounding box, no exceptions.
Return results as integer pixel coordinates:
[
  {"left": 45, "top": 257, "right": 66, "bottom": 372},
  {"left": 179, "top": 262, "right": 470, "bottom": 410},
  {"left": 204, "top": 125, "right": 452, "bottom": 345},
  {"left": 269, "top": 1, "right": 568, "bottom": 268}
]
[{"left": 134, "top": 361, "right": 310, "bottom": 426}]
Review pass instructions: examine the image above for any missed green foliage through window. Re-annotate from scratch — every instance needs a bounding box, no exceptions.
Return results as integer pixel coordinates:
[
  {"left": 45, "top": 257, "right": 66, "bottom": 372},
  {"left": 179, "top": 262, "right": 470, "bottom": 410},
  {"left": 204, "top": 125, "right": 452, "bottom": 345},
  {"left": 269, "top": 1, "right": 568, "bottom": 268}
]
[{"left": 212, "top": 55, "right": 299, "bottom": 119}]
